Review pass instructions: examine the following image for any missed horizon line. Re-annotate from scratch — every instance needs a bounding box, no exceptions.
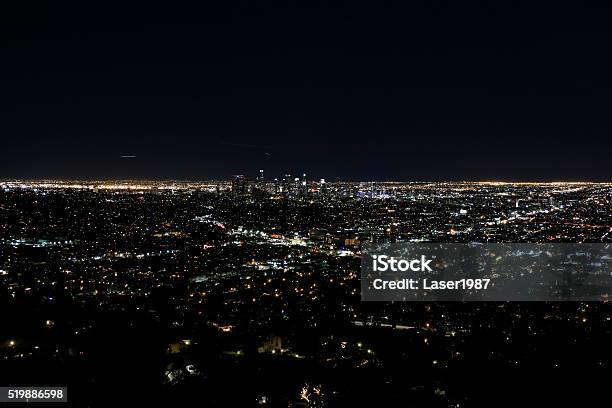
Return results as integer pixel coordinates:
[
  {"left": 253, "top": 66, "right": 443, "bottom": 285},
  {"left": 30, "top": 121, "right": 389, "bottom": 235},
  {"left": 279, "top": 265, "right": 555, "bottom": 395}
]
[{"left": 1, "top": 178, "right": 611, "bottom": 185}]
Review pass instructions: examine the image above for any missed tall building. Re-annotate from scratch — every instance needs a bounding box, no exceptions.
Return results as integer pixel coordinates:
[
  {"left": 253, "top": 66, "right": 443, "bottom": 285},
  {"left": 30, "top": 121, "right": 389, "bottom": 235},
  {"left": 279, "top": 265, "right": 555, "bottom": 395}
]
[
  {"left": 300, "top": 173, "right": 308, "bottom": 196},
  {"left": 255, "top": 169, "right": 265, "bottom": 194},
  {"left": 283, "top": 174, "right": 292, "bottom": 196},
  {"left": 231, "top": 175, "right": 248, "bottom": 197},
  {"left": 293, "top": 177, "right": 300, "bottom": 196},
  {"left": 319, "top": 178, "right": 327, "bottom": 195}
]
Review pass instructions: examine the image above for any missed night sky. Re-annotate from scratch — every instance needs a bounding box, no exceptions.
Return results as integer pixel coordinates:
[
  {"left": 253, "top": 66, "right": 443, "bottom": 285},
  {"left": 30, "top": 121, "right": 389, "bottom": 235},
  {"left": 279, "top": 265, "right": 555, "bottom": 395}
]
[{"left": 1, "top": 2, "right": 611, "bottom": 181}]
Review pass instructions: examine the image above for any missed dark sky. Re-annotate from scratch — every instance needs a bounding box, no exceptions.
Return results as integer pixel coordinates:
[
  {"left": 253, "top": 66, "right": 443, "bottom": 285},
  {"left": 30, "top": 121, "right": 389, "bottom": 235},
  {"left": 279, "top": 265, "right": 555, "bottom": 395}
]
[{"left": 1, "top": 1, "right": 611, "bottom": 181}]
